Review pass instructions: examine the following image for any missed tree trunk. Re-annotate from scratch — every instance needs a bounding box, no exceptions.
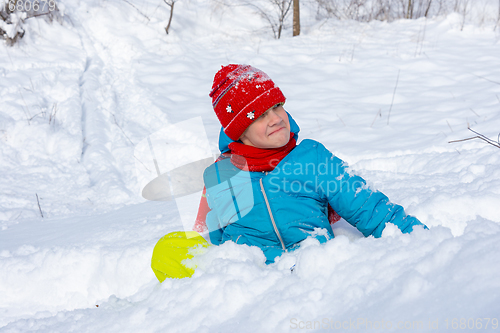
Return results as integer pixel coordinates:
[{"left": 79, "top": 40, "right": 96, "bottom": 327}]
[
  {"left": 496, "top": 0, "right": 500, "bottom": 31},
  {"left": 424, "top": 0, "right": 433, "bottom": 17},
  {"left": 407, "top": 0, "right": 413, "bottom": 19},
  {"left": 293, "top": 0, "right": 300, "bottom": 36},
  {"left": 165, "top": 1, "right": 175, "bottom": 35}
]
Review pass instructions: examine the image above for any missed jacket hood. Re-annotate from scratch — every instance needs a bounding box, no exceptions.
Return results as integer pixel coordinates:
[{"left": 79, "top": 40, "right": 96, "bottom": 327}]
[{"left": 218, "top": 111, "right": 300, "bottom": 154}]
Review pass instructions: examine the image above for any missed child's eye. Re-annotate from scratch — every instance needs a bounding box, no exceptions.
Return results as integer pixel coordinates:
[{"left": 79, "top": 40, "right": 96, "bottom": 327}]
[
  {"left": 258, "top": 110, "right": 269, "bottom": 119},
  {"left": 272, "top": 103, "right": 282, "bottom": 109}
]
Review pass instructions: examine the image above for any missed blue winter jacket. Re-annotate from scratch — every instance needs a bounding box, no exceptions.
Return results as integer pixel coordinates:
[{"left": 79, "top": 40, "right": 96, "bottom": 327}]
[{"left": 203, "top": 113, "right": 425, "bottom": 264}]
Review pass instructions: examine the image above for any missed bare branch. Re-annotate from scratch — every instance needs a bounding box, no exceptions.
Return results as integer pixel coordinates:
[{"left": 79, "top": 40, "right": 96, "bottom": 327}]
[
  {"left": 240, "top": 0, "right": 293, "bottom": 39},
  {"left": 36, "top": 193, "right": 44, "bottom": 218},
  {"left": 387, "top": 69, "right": 401, "bottom": 125},
  {"left": 449, "top": 127, "right": 500, "bottom": 149},
  {"left": 120, "top": 0, "right": 150, "bottom": 21},
  {"left": 164, "top": 0, "right": 176, "bottom": 34},
  {"left": 49, "top": 103, "right": 58, "bottom": 125},
  {"left": 370, "top": 108, "right": 382, "bottom": 127},
  {"left": 112, "top": 114, "right": 135, "bottom": 146},
  {"left": 467, "top": 127, "right": 500, "bottom": 148},
  {"left": 472, "top": 73, "right": 500, "bottom": 86},
  {"left": 448, "top": 136, "right": 479, "bottom": 143}
]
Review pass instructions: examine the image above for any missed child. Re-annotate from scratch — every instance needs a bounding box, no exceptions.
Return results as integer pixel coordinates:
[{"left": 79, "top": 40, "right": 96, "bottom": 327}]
[
  {"left": 151, "top": 64, "right": 425, "bottom": 281},
  {"left": 200, "top": 64, "right": 425, "bottom": 265}
]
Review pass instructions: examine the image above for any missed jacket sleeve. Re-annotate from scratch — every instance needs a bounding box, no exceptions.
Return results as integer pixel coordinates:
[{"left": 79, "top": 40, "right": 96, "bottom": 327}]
[
  {"left": 315, "top": 143, "right": 426, "bottom": 237},
  {"left": 206, "top": 210, "right": 224, "bottom": 245},
  {"left": 193, "top": 186, "right": 224, "bottom": 245},
  {"left": 201, "top": 156, "right": 231, "bottom": 245},
  {"left": 193, "top": 187, "right": 210, "bottom": 233}
]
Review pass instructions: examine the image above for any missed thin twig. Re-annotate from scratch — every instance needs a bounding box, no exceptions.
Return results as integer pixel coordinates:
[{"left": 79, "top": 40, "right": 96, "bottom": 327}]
[
  {"left": 414, "top": 18, "right": 427, "bottom": 57},
  {"left": 446, "top": 120, "right": 453, "bottom": 132},
  {"left": 36, "top": 193, "right": 44, "bottom": 218},
  {"left": 4, "top": 43, "right": 15, "bottom": 67},
  {"left": 24, "top": 12, "right": 53, "bottom": 20},
  {"left": 468, "top": 128, "right": 495, "bottom": 144},
  {"left": 474, "top": 136, "right": 500, "bottom": 148},
  {"left": 337, "top": 113, "right": 345, "bottom": 126},
  {"left": 28, "top": 78, "right": 36, "bottom": 92},
  {"left": 28, "top": 112, "right": 44, "bottom": 122},
  {"left": 473, "top": 73, "right": 500, "bottom": 86},
  {"left": 370, "top": 109, "right": 381, "bottom": 127},
  {"left": 468, "top": 127, "right": 500, "bottom": 147},
  {"left": 448, "top": 136, "right": 479, "bottom": 143},
  {"left": 18, "top": 90, "right": 31, "bottom": 125},
  {"left": 112, "top": 114, "right": 134, "bottom": 145},
  {"left": 27, "top": 78, "right": 45, "bottom": 117},
  {"left": 49, "top": 103, "right": 58, "bottom": 125},
  {"left": 120, "top": 0, "right": 150, "bottom": 21},
  {"left": 133, "top": 153, "right": 152, "bottom": 173},
  {"left": 108, "top": 112, "right": 151, "bottom": 171},
  {"left": 240, "top": 0, "right": 292, "bottom": 39},
  {"left": 449, "top": 127, "right": 500, "bottom": 148},
  {"left": 387, "top": 69, "right": 401, "bottom": 125}
]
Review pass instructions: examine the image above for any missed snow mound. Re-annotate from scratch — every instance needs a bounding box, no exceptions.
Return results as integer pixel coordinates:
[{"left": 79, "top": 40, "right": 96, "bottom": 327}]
[{"left": 1, "top": 0, "right": 500, "bottom": 331}]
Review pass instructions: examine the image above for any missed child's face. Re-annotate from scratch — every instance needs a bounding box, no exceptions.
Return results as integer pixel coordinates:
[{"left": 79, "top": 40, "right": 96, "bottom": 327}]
[{"left": 239, "top": 104, "right": 291, "bottom": 149}]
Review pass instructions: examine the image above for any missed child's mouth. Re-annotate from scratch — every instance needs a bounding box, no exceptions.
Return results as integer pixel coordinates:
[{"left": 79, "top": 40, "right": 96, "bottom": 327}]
[{"left": 269, "top": 127, "right": 285, "bottom": 136}]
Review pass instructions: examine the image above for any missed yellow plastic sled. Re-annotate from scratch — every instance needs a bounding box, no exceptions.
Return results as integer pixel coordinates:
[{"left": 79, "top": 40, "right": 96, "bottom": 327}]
[{"left": 151, "top": 231, "right": 210, "bottom": 282}]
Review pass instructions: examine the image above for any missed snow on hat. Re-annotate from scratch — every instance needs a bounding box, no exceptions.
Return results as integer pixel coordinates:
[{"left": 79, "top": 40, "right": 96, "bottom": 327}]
[{"left": 209, "top": 64, "right": 286, "bottom": 141}]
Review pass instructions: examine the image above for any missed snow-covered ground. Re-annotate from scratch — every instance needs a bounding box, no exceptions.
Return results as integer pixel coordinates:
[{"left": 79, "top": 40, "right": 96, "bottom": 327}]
[{"left": 1, "top": 0, "right": 500, "bottom": 331}]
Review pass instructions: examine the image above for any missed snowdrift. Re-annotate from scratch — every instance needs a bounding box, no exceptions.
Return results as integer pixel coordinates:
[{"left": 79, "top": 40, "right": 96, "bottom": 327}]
[{"left": 1, "top": 0, "right": 499, "bottom": 331}]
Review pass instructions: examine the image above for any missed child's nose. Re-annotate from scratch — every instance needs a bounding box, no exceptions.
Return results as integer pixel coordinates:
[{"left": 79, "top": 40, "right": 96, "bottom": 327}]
[{"left": 268, "top": 110, "right": 282, "bottom": 125}]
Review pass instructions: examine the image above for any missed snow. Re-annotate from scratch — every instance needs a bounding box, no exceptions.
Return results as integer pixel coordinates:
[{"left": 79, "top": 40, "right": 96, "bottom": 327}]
[{"left": 1, "top": 0, "right": 500, "bottom": 331}]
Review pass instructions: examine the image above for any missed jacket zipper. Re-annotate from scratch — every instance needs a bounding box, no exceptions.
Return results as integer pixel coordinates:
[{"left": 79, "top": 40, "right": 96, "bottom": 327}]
[{"left": 259, "top": 177, "right": 286, "bottom": 252}]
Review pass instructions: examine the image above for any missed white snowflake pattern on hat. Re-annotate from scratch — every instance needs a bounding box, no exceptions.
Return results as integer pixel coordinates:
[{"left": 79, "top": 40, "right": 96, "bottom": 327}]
[
  {"left": 247, "top": 111, "right": 255, "bottom": 119},
  {"left": 226, "top": 105, "right": 233, "bottom": 113}
]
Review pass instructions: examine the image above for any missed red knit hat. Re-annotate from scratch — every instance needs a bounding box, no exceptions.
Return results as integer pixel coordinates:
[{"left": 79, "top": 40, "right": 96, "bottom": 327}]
[{"left": 209, "top": 64, "right": 286, "bottom": 141}]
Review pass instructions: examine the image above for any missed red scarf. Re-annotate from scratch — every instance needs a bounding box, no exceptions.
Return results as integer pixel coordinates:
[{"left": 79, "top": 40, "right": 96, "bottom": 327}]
[{"left": 227, "top": 133, "right": 296, "bottom": 172}]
